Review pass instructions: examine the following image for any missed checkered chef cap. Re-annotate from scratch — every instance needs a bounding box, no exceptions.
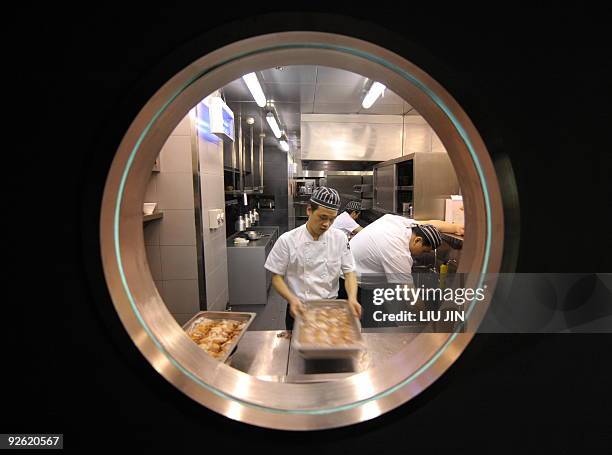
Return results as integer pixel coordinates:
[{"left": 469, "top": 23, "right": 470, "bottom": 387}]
[
  {"left": 310, "top": 186, "right": 341, "bottom": 210},
  {"left": 345, "top": 200, "right": 362, "bottom": 212},
  {"left": 412, "top": 223, "right": 443, "bottom": 249}
]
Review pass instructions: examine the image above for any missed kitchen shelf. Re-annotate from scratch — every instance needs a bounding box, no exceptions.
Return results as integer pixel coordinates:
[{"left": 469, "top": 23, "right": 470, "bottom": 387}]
[
  {"left": 143, "top": 212, "right": 163, "bottom": 222},
  {"left": 224, "top": 166, "right": 251, "bottom": 175},
  {"left": 339, "top": 193, "right": 361, "bottom": 201},
  {"left": 225, "top": 189, "right": 264, "bottom": 195}
]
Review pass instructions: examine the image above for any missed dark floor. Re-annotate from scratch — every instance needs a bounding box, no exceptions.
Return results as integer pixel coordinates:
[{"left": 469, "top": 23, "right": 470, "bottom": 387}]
[{"left": 230, "top": 288, "right": 288, "bottom": 331}]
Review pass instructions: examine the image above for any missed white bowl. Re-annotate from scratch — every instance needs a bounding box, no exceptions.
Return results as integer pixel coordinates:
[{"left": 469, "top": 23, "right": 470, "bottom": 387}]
[{"left": 143, "top": 203, "right": 157, "bottom": 215}]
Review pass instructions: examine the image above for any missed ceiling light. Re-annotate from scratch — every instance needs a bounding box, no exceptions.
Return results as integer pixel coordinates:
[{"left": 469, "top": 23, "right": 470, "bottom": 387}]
[
  {"left": 242, "top": 72, "right": 266, "bottom": 107},
  {"left": 362, "top": 82, "right": 386, "bottom": 109},
  {"left": 266, "top": 112, "right": 282, "bottom": 138},
  {"left": 279, "top": 140, "right": 289, "bottom": 152}
]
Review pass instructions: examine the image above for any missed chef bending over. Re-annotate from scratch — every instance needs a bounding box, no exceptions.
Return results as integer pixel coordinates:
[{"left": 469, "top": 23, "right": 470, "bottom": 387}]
[
  {"left": 264, "top": 187, "right": 362, "bottom": 331},
  {"left": 350, "top": 214, "right": 464, "bottom": 287},
  {"left": 349, "top": 214, "right": 463, "bottom": 326}
]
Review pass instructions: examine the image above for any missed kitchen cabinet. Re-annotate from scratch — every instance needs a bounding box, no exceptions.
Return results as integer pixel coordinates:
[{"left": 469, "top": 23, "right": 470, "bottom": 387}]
[
  {"left": 373, "top": 164, "right": 395, "bottom": 212},
  {"left": 373, "top": 153, "right": 459, "bottom": 220}
]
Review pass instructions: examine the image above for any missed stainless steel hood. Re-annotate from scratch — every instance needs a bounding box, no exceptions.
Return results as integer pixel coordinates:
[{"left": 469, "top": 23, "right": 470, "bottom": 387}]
[
  {"left": 300, "top": 114, "right": 403, "bottom": 161},
  {"left": 295, "top": 170, "right": 325, "bottom": 178}
]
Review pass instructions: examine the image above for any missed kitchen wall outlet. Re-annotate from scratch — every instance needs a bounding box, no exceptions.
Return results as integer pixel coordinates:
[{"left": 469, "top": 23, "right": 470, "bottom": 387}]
[{"left": 208, "top": 209, "right": 225, "bottom": 229}]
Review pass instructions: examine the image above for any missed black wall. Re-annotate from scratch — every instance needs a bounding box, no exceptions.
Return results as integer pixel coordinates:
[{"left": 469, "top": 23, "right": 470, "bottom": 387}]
[
  {"left": 259, "top": 147, "right": 289, "bottom": 234},
  {"left": 8, "top": 5, "right": 612, "bottom": 452}
]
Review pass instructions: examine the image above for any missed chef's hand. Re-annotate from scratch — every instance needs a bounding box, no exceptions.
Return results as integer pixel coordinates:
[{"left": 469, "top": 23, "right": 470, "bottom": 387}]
[
  {"left": 455, "top": 224, "right": 465, "bottom": 236},
  {"left": 347, "top": 298, "right": 362, "bottom": 319},
  {"left": 288, "top": 297, "right": 304, "bottom": 318}
]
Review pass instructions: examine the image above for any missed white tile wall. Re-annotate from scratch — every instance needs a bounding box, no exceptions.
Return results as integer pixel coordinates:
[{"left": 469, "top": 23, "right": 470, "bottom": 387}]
[
  {"left": 159, "top": 209, "right": 196, "bottom": 246},
  {"left": 146, "top": 245, "right": 162, "bottom": 281},
  {"left": 144, "top": 220, "right": 161, "bottom": 246},
  {"left": 197, "top": 136, "right": 229, "bottom": 314},
  {"left": 206, "top": 280, "right": 228, "bottom": 311},
  {"left": 145, "top": 110, "right": 229, "bottom": 315},
  {"left": 203, "top": 229, "right": 227, "bottom": 275},
  {"left": 160, "top": 135, "right": 192, "bottom": 173},
  {"left": 160, "top": 245, "right": 198, "bottom": 280},
  {"left": 145, "top": 174, "right": 157, "bottom": 202},
  {"left": 207, "top": 294, "right": 226, "bottom": 312},
  {"left": 156, "top": 172, "right": 194, "bottom": 210},
  {"left": 199, "top": 139, "right": 224, "bottom": 176},
  {"left": 145, "top": 111, "right": 202, "bottom": 316},
  {"left": 201, "top": 175, "right": 225, "bottom": 221},
  {"left": 172, "top": 115, "right": 191, "bottom": 136},
  {"left": 217, "top": 285, "right": 229, "bottom": 311},
  {"left": 205, "top": 264, "right": 228, "bottom": 312},
  {"left": 163, "top": 279, "right": 200, "bottom": 314}
]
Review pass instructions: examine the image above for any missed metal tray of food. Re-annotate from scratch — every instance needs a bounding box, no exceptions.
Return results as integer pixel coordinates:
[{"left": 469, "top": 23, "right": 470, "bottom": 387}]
[
  {"left": 292, "top": 299, "right": 364, "bottom": 360},
  {"left": 183, "top": 311, "right": 256, "bottom": 363}
]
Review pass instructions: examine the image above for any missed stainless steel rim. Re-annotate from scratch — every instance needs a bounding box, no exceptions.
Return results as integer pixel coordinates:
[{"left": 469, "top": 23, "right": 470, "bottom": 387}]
[{"left": 100, "top": 32, "right": 505, "bottom": 430}]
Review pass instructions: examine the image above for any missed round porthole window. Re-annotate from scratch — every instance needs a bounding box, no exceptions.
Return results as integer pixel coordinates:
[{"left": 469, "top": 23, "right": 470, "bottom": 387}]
[{"left": 100, "top": 32, "right": 506, "bottom": 430}]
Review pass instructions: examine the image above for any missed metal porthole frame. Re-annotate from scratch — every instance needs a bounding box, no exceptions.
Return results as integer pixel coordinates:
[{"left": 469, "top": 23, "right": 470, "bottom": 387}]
[{"left": 100, "top": 32, "right": 505, "bottom": 430}]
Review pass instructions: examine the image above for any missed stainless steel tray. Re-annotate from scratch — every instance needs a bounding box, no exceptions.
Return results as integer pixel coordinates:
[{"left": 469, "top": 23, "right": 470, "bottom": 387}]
[
  {"left": 292, "top": 299, "right": 364, "bottom": 360},
  {"left": 183, "top": 311, "right": 256, "bottom": 363}
]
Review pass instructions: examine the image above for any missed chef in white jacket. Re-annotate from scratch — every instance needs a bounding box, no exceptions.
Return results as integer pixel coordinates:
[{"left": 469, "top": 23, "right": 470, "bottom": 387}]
[
  {"left": 350, "top": 214, "right": 463, "bottom": 327},
  {"left": 350, "top": 214, "right": 463, "bottom": 286},
  {"left": 332, "top": 200, "right": 363, "bottom": 238},
  {"left": 264, "top": 187, "right": 362, "bottom": 330}
]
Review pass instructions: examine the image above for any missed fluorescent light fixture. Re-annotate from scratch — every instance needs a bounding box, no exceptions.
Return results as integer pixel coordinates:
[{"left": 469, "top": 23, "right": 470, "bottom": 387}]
[
  {"left": 362, "top": 81, "right": 386, "bottom": 109},
  {"left": 279, "top": 139, "right": 289, "bottom": 152},
  {"left": 242, "top": 72, "right": 266, "bottom": 107},
  {"left": 266, "top": 112, "right": 282, "bottom": 138}
]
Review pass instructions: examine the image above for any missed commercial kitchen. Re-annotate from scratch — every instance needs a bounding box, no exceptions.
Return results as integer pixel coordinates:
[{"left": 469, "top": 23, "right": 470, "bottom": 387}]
[{"left": 143, "top": 65, "right": 465, "bottom": 382}]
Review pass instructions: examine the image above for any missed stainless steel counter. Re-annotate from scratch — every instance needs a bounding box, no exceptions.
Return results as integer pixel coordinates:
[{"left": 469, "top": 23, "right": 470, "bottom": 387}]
[
  {"left": 228, "top": 330, "right": 290, "bottom": 381},
  {"left": 226, "top": 226, "right": 280, "bottom": 249},
  {"left": 228, "top": 329, "right": 418, "bottom": 383}
]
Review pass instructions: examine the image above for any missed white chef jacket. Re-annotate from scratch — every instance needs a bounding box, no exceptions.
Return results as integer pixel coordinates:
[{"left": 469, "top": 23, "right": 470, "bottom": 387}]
[
  {"left": 264, "top": 224, "right": 356, "bottom": 302},
  {"left": 349, "top": 214, "right": 415, "bottom": 285},
  {"left": 332, "top": 211, "right": 360, "bottom": 237}
]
